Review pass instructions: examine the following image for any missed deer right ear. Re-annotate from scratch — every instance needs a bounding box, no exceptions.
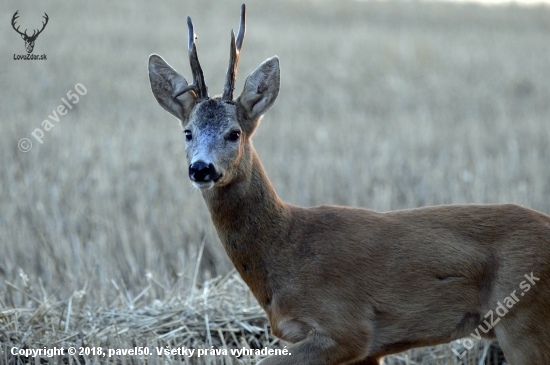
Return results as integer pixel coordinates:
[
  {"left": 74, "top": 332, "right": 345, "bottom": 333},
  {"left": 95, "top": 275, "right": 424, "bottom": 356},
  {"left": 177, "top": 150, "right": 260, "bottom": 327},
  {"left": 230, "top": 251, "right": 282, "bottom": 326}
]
[
  {"left": 149, "top": 54, "right": 196, "bottom": 121},
  {"left": 237, "top": 56, "right": 280, "bottom": 124}
]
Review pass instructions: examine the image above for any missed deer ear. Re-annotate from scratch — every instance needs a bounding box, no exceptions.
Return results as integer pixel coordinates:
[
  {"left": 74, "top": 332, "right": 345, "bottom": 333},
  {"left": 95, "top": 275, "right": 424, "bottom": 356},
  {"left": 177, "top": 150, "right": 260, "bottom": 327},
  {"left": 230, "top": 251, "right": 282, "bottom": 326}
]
[
  {"left": 149, "top": 54, "right": 196, "bottom": 121},
  {"left": 237, "top": 56, "right": 280, "bottom": 123}
]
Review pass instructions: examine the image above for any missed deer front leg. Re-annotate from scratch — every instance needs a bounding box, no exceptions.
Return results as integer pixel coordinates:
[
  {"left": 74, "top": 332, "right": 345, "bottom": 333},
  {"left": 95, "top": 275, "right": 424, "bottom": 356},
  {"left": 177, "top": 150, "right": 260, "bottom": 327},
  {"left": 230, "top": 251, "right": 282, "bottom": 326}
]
[{"left": 257, "top": 330, "right": 370, "bottom": 365}]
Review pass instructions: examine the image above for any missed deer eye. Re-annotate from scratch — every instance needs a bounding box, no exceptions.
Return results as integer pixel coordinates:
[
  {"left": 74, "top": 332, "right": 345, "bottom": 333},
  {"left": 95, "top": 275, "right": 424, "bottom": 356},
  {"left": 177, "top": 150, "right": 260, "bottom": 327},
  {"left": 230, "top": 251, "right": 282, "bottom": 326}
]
[
  {"left": 184, "top": 130, "right": 192, "bottom": 141},
  {"left": 227, "top": 130, "right": 241, "bottom": 142}
]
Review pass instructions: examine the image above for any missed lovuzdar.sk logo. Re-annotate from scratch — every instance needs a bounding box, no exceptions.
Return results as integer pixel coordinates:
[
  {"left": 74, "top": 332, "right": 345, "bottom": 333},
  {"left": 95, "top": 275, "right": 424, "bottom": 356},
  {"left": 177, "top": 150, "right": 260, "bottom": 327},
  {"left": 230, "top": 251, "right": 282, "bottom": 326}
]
[{"left": 12, "top": 10, "right": 48, "bottom": 60}]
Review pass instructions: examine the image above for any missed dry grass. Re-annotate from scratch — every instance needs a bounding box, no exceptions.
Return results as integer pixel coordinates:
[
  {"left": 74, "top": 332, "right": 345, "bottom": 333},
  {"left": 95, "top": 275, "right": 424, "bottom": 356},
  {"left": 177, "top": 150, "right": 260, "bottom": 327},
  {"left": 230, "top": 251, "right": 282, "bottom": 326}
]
[{"left": 1, "top": 0, "right": 550, "bottom": 363}]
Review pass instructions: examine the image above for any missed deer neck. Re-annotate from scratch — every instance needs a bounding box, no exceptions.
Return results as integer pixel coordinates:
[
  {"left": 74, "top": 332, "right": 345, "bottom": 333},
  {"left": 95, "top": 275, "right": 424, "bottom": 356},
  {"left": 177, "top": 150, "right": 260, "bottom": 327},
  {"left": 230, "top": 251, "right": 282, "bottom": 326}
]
[{"left": 201, "top": 144, "right": 290, "bottom": 308}]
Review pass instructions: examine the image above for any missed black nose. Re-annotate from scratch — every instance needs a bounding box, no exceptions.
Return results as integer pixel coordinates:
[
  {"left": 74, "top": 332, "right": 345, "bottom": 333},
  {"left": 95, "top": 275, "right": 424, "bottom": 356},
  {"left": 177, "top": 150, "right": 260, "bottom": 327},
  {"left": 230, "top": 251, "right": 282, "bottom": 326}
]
[{"left": 189, "top": 161, "right": 219, "bottom": 182}]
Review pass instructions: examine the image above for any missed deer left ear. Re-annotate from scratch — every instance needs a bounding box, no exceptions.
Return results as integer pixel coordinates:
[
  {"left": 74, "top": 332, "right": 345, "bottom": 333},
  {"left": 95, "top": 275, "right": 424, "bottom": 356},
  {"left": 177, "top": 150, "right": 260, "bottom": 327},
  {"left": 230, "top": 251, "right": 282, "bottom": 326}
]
[
  {"left": 237, "top": 56, "right": 280, "bottom": 125},
  {"left": 149, "top": 54, "right": 196, "bottom": 121}
]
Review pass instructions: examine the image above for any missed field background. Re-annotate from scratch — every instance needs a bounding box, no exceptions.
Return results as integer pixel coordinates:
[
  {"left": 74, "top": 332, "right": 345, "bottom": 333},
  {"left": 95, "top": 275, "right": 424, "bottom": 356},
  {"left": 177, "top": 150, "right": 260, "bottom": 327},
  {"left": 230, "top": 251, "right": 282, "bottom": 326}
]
[{"left": 1, "top": 0, "right": 549, "bottom": 363}]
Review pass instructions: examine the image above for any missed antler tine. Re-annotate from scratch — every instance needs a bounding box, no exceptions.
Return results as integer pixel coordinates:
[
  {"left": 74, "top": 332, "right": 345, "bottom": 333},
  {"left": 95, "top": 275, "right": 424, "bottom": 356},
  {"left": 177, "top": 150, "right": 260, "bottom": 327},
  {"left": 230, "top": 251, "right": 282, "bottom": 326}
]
[
  {"left": 12, "top": 11, "right": 19, "bottom": 26},
  {"left": 222, "top": 3, "right": 246, "bottom": 101},
  {"left": 236, "top": 4, "right": 246, "bottom": 50},
  {"left": 30, "top": 13, "right": 48, "bottom": 39},
  {"left": 11, "top": 11, "right": 26, "bottom": 36},
  {"left": 37, "top": 13, "right": 49, "bottom": 35},
  {"left": 175, "top": 16, "right": 209, "bottom": 101},
  {"left": 174, "top": 16, "right": 209, "bottom": 100}
]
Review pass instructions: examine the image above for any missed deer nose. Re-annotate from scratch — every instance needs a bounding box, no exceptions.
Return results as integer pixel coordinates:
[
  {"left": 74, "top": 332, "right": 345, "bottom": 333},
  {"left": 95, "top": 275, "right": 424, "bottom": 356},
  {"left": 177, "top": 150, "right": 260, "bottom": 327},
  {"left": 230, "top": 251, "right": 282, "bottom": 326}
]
[{"left": 189, "top": 161, "right": 219, "bottom": 182}]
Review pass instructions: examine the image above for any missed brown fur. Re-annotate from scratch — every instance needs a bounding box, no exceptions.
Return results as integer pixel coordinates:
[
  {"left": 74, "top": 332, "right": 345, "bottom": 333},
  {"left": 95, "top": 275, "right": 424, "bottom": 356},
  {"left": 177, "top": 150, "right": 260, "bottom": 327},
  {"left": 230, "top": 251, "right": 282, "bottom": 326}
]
[
  {"left": 148, "top": 7, "right": 550, "bottom": 364},
  {"left": 203, "top": 147, "right": 550, "bottom": 365}
]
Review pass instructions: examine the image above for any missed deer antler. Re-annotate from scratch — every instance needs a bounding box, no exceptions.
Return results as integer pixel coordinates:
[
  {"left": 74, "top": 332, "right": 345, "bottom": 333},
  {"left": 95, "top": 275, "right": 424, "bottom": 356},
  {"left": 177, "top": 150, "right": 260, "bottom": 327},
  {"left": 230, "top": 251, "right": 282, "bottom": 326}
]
[
  {"left": 12, "top": 11, "right": 48, "bottom": 40},
  {"left": 174, "top": 17, "right": 209, "bottom": 101},
  {"left": 30, "top": 13, "right": 49, "bottom": 40},
  {"left": 11, "top": 11, "right": 27, "bottom": 37},
  {"left": 222, "top": 4, "right": 246, "bottom": 102}
]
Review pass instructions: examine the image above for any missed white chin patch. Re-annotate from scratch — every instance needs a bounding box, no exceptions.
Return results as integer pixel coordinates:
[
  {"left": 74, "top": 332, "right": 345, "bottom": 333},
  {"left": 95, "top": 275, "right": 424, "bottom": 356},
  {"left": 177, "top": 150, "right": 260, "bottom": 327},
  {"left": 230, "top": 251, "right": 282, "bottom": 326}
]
[{"left": 192, "top": 181, "right": 215, "bottom": 190}]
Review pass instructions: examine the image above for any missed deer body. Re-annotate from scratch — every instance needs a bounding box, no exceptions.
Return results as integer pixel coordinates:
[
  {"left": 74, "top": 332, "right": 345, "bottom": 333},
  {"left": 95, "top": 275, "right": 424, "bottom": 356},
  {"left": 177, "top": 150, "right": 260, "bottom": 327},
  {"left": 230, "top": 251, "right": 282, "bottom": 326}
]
[
  {"left": 203, "top": 140, "right": 550, "bottom": 364},
  {"left": 149, "top": 5, "right": 550, "bottom": 364}
]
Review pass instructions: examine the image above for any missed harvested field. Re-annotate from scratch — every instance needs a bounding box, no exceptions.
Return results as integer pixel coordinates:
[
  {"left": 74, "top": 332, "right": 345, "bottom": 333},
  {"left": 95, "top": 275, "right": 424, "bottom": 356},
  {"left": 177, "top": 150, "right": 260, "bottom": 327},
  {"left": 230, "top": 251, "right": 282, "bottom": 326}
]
[{"left": 1, "top": 0, "right": 549, "bottom": 363}]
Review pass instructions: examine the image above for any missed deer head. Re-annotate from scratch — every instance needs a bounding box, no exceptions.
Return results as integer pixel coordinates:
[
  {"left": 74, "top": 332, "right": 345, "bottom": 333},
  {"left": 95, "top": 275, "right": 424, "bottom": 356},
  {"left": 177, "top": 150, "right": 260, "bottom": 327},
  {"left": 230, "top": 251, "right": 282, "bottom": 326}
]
[
  {"left": 148, "top": 4, "right": 280, "bottom": 190},
  {"left": 12, "top": 11, "right": 49, "bottom": 54}
]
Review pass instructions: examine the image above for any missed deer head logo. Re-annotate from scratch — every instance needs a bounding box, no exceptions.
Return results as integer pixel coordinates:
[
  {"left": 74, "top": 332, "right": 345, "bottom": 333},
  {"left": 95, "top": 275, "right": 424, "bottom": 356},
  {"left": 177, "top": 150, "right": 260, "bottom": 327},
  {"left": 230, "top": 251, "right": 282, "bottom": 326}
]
[{"left": 12, "top": 11, "right": 49, "bottom": 54}]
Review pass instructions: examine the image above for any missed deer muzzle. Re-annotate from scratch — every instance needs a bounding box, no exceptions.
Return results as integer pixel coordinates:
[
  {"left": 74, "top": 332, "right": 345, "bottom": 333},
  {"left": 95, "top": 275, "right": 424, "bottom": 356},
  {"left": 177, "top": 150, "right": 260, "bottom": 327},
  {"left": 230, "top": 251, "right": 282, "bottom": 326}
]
[{"left": 189, "top": 161, "right": 220, "bottom": 184}]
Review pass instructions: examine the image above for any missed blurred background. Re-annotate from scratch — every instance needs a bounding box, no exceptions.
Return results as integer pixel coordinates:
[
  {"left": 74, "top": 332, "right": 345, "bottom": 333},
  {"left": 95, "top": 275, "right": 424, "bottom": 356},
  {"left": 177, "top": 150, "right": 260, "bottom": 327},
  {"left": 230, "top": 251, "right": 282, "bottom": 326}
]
[{"left": 1, "top": 0, "right": 549, "bottom": 363}]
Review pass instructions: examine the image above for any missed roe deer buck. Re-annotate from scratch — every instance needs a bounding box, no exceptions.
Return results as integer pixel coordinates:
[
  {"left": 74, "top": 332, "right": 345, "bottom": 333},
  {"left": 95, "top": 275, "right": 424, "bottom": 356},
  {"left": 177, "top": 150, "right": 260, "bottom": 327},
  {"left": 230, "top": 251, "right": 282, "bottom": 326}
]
[{"left": 148, "top": 4, "right": 550, "bottom": 364}]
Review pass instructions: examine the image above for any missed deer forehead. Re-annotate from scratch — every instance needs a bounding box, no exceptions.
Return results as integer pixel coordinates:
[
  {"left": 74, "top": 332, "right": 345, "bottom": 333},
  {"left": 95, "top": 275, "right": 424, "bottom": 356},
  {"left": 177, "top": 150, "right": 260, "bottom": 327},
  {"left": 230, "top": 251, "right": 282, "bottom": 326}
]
[{"left": 188, "top": 98, "right": 239, "bottom": 132}]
